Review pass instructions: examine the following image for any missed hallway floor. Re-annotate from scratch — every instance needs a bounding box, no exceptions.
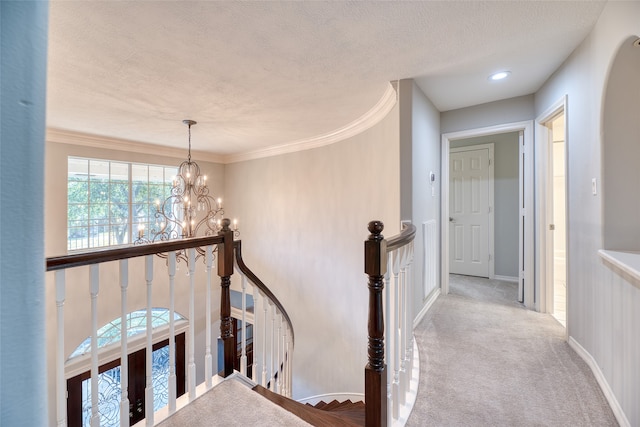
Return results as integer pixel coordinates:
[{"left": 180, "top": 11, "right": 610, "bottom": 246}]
[{"left": 406, "top": 274, "right": 617, "bottom": 426}]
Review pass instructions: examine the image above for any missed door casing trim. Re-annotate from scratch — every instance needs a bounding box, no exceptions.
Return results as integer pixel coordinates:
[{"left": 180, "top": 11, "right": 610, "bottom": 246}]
[{"left": 441, "top": 121, "right": 534, "bottom": 308}]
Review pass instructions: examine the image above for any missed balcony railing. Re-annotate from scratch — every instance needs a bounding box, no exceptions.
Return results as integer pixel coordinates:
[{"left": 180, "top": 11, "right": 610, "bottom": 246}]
[
  {"left": 47, "top": 218, "right": 417, "bottom": 426},
  {"left": 364, "top": 220, "right": 417, "bottom": 427},
  {"left": 47, "top": 220, "right": 293, "bottom": 426}
]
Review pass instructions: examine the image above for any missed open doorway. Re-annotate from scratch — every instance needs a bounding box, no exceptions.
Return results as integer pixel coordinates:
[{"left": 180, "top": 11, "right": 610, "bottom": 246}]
[
  {"left": 442, "top": 121, "right": 535, "bottom": 308},
  {"left": 550, "top": 114, "right": 567, "bottom": 326},
  {"left": 536, "top": 98, "right": 568, "bottom": 327}
]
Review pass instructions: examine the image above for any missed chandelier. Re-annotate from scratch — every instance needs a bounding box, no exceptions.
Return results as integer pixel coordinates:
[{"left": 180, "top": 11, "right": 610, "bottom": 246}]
[{"left": 135, "top": 120, "right": 238, "bottom": 259}]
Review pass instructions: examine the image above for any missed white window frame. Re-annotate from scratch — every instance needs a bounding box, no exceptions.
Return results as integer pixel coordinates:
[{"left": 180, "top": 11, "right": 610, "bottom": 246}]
[{"left": 67, "top": 157, "right": 177, "bottom": 251}]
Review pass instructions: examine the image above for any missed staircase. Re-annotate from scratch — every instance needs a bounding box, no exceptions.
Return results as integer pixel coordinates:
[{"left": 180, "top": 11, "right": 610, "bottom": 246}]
[
  {"left": 253, "top": 385, "right": 365, "bottom": 426},
  {"left": 46, "top": 219, "right": 417, "bottom": 427}
]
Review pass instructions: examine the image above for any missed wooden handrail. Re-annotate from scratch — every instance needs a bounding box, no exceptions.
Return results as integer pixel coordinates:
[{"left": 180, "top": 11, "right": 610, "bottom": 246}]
[
  {"left": 234, "top": 240, "right": 295, "bottom": 346},
  {"left": 386, "top": 222, "right": 416, "bottom": 253},
  {"left": 46, "top": 235, "right": 224, "bottom": 271},
  {"left": 364, "top": 220, "right": 416, "bottom": 427}
]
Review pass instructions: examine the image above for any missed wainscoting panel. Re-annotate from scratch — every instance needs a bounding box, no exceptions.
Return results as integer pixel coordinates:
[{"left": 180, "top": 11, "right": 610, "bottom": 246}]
[{"left": 423, "top": 220, "right": 437, "bottom": 298}]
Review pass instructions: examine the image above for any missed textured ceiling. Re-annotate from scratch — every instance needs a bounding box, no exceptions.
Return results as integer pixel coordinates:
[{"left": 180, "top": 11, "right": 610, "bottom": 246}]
[{"left": 46, "top": 1, "right": 606, "bottom": 159}]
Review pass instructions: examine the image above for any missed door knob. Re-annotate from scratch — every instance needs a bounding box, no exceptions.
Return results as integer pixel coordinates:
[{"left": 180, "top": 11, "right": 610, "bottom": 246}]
[{"left": 449, "top": 217, "right": 455, "bottom": 223}]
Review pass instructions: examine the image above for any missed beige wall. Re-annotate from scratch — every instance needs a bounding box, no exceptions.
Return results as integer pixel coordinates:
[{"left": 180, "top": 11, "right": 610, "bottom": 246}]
[{"left": 223, "top": 105, "right": 400, "bottom": 399}]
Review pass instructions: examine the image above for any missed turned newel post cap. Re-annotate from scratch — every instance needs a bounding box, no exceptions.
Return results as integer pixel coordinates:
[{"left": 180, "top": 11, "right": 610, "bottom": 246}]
[
  {"left": 368, "top": 220, "right": 384, "bottom": 241},
  {"left": 220, "top": 218, "right": 231, "bottom": 232},
  {"left": 365, "top": 220, "right": 387, "bottom": 275}
]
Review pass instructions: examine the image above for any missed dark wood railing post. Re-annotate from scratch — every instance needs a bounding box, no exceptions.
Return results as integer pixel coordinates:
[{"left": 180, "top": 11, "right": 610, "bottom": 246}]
[
  {"left": 364, "top": 220, "right": 388, "bottom": 427},
  {"left": 218, "top": 218, "right": 235, "bottom": 377}
]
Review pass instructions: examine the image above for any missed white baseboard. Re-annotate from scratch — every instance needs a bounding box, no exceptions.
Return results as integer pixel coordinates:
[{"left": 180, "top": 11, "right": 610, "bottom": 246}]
[
  {"left": 568, "top": 336, "right": 630, "bottom": 427},
  {"left": 414, "top": 288, "right": 440, "bottom": 329},
  {"left": 493, "top": 275, "right": 518, "bottom": 283}
]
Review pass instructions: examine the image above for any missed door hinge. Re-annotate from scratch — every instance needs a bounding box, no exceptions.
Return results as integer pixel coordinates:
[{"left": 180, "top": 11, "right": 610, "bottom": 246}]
[{"left": 549, "top": 224, "right": 555, "bottom": 231}]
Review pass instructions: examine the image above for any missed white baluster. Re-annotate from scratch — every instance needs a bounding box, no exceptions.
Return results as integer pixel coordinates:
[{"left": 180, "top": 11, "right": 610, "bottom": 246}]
[
  {"left": 205, "top": 246, "right": 213, "bottom": 388},
  {"left": 399, "top": 246, "right": 408, "bottom": 405},
  {"left": 276, "top": 311, "right": 282, "bottom": 394},
  {"left": 404, "top": 242, "right": 415, "bottom": 394},
  {"left": 270, "top": 302, "right": 276, "bottom": 391},
  {"left": 383, "top": 251, "right": 393, "bottom": 425},
  {"left": 261, "top": 293, "right": 268, "bottom": 387},
  {"left": 287, "top": 328, "right": 293, "bottom": 397},
  {"left": 119, "top": 260, "right": 130, "bottom": 427},
  {"left": 168, "top": 252, "right": 177, "bottom": 413},
  {"left": 89, "top": 265, "right": 100, "bottom": 427},
  {"left": 187, "top": 248, "right": 196, "bottom": 400},
  {"left": 251, "top": 287, "right": 259, "bottom": 383},
  {"left": 281, "top": 323, "right": 287, "bottom": 396},
  {"left": 145, "top": 255, "right": 154, "bottom": 426},
  {"left": 55, "top": 270, "right": 67, "bottom": 427},
  {"left": 240, "top": 273, "right": 248, "bottom": 376},
  {"left": 392, "top": 248, "right": 401, "bottom": 420}
]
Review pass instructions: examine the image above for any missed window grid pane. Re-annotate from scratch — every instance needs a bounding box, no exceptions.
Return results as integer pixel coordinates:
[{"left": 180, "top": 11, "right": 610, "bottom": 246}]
[{"left": 68, "top": 157, "right": 175, "bottom": 250}]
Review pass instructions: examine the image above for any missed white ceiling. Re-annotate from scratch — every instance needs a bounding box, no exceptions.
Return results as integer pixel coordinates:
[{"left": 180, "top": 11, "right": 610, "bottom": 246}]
[{"left": 47, "top": 1, "right": 606, "bottom": 160}]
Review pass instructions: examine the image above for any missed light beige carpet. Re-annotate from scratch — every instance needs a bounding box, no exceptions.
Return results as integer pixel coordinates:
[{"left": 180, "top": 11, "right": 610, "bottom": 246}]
[
  {"left": 406, "top": 274, "right": 618, "bottom": 426},
  {"left": 156, "top": 377, "right": 312, "bottom": 427}
]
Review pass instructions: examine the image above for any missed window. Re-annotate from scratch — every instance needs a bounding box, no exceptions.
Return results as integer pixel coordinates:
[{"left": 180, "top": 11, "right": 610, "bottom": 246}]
[
  {"left": 67, "top": 309, "right": 187, "bottom": 427},
  {"left": 69, "top": 308, "right": 186, "bottom": 358},
  {"left": 67, "top": 334, "right": 186, "bottom": 427},
  {"left": 68, "top": 157, "right": 177, "bottom": 250}
]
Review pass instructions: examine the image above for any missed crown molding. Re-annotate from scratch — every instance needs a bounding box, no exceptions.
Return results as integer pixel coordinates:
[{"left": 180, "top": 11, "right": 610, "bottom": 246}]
[
  {"left": 46, "top": 128, "right": 225, "bottom": 164},
  {"left": 46, "top": 82, "right": 397, "bottom": 165},
  {"left": 221, "top": 82, "right": 398, "bottom": 164}
]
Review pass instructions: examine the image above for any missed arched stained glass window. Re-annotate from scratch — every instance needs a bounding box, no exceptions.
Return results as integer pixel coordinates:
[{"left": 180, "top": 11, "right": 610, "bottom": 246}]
[{"left": 69, "top": 308, "right": 185, "bottom": 359}]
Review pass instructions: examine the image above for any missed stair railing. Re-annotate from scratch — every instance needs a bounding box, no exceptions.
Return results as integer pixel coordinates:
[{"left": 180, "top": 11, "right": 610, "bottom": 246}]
[
  {"left": 46, "top": 219, "right": 293, "bottom": 426},
  {"left": 364, "top": 220, "right": 416, "bottom": 427},
  {"left": 233, "top": 240, "right": 294, "bottom": 397}
]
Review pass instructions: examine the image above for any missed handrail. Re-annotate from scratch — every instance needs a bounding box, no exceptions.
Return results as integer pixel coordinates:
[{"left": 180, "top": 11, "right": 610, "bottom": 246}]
[
  {"left": 46, "top": 220, "right": 297, "bottom": 425},
  {"left": 386, "top": 222, "right": 416, "bottom": 253},
  {"left": 46, "top": 235, "right": 223, "bottom": 271},
  {"left": 234, "top": 240, "right": 295, "bottom": 345}
]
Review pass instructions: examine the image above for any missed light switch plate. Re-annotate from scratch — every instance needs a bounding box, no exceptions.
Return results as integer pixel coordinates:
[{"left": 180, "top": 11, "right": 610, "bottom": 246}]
[{"left": 592, "top": 178, "right": 597, "bottom": 195}]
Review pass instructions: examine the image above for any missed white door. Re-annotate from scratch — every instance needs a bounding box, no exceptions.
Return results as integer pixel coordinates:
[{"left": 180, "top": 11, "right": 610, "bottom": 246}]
[{"left": 449, "top": 147, "right": 491, "bottom": 277}]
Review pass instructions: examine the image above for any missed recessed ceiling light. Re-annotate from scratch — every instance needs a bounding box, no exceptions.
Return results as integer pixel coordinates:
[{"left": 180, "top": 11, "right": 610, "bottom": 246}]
[{"left": 489, "top": 71, "right": 511, "bottom": 81}]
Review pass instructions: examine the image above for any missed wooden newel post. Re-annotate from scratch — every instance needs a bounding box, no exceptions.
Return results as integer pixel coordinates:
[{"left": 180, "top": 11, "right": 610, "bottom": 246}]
[
  {"left": 364, "top": 220, "right": 388, "bottom": 427},
  {"left": 218, "top": 218, "right": 235, "bottom": 377}
]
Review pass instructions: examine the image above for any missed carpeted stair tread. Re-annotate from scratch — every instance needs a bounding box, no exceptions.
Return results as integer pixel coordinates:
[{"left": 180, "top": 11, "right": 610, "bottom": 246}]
[{"left": 252, "top": 385, "right": 364, "bottom": 426}]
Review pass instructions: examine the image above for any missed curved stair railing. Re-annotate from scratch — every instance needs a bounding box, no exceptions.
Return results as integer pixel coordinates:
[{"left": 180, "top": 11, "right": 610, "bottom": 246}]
[
  {"left": 46, "top": 219, "right": 294, "bottom": 426},
  {"left": 364, "top": 220, "right": 417, "bottom": 427},
  {"left": 233, "top": 240, "right": 294, "bottom": 397}
]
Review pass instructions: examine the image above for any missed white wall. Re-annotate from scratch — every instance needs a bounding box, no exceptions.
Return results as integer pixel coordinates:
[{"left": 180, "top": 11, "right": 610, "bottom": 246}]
[
  {"left": 534, "top": 2, "right": 640, "bottom": 425},
  {"left": 44, "top": 140, "right": 226, "bottom": 425},
  {"left": 223, "top": 105, "right": 400, "bottom": 399},
  {"left": 602, "top": 33, "right": 640, "bottom": 251},
  {"left": 398, "top": 80, "right": 442, "bottom": 316},
  {"left": 440, "top": 94, "right": 534, "bottom": 134},
  {"left": 450, "top": 132, "right": 520, "bottom": 278}
]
